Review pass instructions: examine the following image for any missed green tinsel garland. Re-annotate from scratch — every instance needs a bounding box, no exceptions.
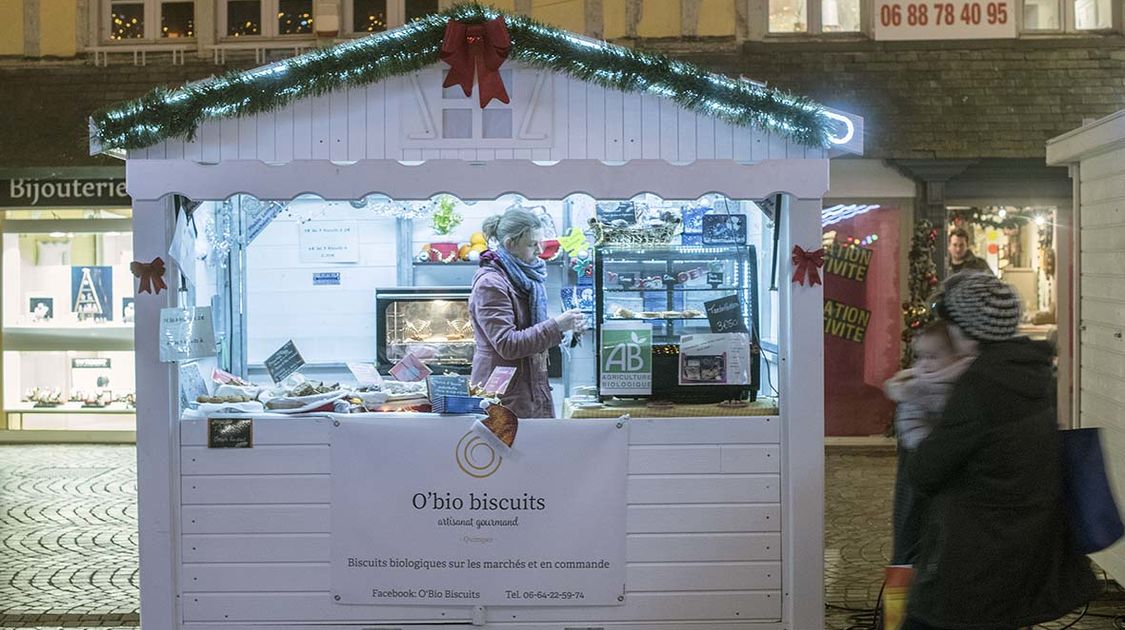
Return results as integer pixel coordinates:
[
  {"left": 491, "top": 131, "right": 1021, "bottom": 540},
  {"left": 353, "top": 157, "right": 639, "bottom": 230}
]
[{"left": 90, "top": 3, "right": 833, "bottom": 153}]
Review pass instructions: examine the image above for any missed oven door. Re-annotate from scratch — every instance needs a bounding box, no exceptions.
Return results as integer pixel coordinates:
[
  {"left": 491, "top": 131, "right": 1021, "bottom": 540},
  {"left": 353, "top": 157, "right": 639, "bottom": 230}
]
[{"left": 374, "top": 288, "right": 473, "bottom": 375}]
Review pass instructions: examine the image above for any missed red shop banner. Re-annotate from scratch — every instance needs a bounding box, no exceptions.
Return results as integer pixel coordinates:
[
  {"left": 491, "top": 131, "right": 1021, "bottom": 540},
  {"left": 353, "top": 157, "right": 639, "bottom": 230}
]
[{"left": 823, "top": 207, "right": 902, "bottom": 436}]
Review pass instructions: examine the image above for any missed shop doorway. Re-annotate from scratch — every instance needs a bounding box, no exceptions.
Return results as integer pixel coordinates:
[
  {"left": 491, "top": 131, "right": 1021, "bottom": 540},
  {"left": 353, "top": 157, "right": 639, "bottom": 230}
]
[{"left": 947, "top": 206, "right": 1059, "bottom": 339}]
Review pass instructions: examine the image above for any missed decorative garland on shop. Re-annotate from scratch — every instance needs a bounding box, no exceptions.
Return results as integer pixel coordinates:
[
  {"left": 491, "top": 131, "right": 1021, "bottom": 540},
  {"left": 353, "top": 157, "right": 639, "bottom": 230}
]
[
  {"left": 90, "top": 3, "right": 833, "bottom": 152},
  {"left": 900, "top": 219, "right": 939, "bottom": 368}
]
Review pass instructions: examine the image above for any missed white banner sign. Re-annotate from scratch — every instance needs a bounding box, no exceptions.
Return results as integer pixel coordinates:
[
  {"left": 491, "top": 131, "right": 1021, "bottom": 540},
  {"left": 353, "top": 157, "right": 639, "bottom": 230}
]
[
  {"left": 299, "top": 220, "right": 359, "bottom": 263},
  {"left": 874, "top": 0, "right": 1015, "bottom": 39},
  {"left": 330, "top": 417, "right": 627, "bottom": 606}
]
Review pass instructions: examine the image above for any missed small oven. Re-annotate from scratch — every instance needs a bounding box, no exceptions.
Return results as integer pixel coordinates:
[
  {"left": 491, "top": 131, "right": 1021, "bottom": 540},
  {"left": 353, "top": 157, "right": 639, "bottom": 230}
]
[{"left": 374, "top": 287, "right": 474, "bottom": 375}]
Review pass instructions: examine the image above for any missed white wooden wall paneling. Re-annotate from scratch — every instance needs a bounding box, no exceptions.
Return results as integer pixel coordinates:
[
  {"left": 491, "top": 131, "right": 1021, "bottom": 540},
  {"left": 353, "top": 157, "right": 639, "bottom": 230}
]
[
  {"left": 293, "top": 96, "right": 313, "bottom": 160},
  {"left": 1082, "top": 390, "right": 1125, "bottom": 426},
  {"left": 1082, "top": 224, "right": 1125, "bottom": 251},
  {"left": 181, "top": 473, "right": 779, "bottom": 505},
  {"left": 604, "top": 87, "right": 625, "bottom": 162},
  {"left": 329, "top": 89, "right": 349, "bottom": 162},
  {"left": 238, "top": 112, "right": 257, "bottom": 160},
  {"left": 182, "top": 561, "right": 782, "bottom": 593},
  {"left": 179, "top": 624, "right": 788, "bottom": 630},
  {"left": 181, "top": 444, "right": 775, "bottom": 476},
  {"left": 1079, "top": 198, "right": 1125, "bottom": 227},
  {"left": 1081, "top": 369, "right": 1125, "bottom": 405},
  {"left": 1083, "top": 346, "right": 1125, "bottom": 380},
  {"left": 586, "top": 83, "right": 607, "bottom": 161},
  {"left": 254, "top": 109, "right": 276, "bottom": 163},
  {"left": 363, "top": 82, "right": 384, "bottom": 159},
  {"left": 1081, "top": 148, "right": 1125, "bottom": 179},
  {"left": 1080, "top": 316, "right": 1125, "bottom": 349},
  {"left": 182, "top": 532, "right": 782, "bottom": 563},
  {"left": 181, "top": 591, "right": 779, "bottom": 623},
  {"left": 679, "top": 108, "right": 698, "bottom": 164},
  {"left": 178, "top": 416, "right": 784, "bottom": 624},
  {"left": 128, "top": 63, "right": 835, "bottom": 167},
  {"left": 1083, "top": 173, "right": 1125, "bottom": 204}
]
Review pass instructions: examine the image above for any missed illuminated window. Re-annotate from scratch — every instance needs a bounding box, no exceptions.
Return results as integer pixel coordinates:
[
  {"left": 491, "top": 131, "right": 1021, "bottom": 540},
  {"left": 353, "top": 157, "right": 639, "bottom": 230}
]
[
  {"left": 109, "top": 1, "right": 145, "bottom": 40},
  {"left": 227, "top": 0, "right": 262, "bottom": 36},
  {"left": 1074, "top": 0, "right": 1111, "bottom": 28},
  {"left": 769, "top": 0, "right": 807, "bottom": 32},
  {"left": 353, "top": 0, "right": 388, "bottom": 32},
  {"left": 346, "top": 0, "right": 440, "bottom": 35},
  {"left": 161, "top": 2, "right": 194, "bottom": 38},
  {"left": 822, "top": 0, "right": 861, "bottom": 31},
  {"left": 105, "top": 0, "right": 194, "bottom": 41},
  {"left": 278, "top": 0, "right": 314, "bottom": 35}
]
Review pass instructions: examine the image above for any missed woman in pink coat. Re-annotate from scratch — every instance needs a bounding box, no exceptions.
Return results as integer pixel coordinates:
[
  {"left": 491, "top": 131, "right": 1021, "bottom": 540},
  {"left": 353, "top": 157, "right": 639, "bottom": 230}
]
[{"left": 469, "top": 209, "right": 584, "bottom": 418}]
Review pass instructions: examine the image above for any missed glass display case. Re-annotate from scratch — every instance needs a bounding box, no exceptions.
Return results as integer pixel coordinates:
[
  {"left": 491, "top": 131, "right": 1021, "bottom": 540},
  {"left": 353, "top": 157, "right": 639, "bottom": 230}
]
[
  {"left": 594, "top": 244, "right": 760, "bottom": 403},
  {"left": 374, "top": 287, "right": 474, "bottom": 374}
]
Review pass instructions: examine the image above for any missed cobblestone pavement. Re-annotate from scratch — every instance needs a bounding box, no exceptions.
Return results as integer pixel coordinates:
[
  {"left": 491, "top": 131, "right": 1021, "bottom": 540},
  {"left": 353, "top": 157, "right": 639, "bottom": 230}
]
[
  {"left": 825, "top": 450, "right": 1125, "bottom": 630},
  {"left": 1, "top": 445, "right": 1122, "bottom": 629},
  {"left": 0, "top": 445, "right": 139, "bottom": 628}
]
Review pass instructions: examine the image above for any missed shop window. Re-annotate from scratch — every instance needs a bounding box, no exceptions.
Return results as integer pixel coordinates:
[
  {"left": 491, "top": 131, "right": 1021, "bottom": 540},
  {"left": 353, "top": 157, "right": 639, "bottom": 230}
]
[
  {"left": 221, "top": 0, "right": 315, "bottom": 37},
  {"left": 105, "top": 0, "right": 194, "bottom": 41}
]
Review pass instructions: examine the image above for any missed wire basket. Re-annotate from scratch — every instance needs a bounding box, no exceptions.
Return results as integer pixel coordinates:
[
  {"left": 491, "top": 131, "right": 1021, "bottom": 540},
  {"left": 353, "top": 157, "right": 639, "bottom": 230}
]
[{"left": 588, "top": 216, "right": 682, "bottom": 246}]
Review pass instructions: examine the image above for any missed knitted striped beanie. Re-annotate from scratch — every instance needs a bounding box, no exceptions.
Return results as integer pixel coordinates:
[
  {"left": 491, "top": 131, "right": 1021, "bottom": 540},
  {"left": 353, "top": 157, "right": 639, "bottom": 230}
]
[{"left": 940, "top": 272, "right": 1021, "bottom": 342}]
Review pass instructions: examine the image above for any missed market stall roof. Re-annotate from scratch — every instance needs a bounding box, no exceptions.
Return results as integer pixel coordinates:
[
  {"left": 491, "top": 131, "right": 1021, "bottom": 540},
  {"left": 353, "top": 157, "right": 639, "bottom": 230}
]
[{"left": 89, "top": 3, "right": 861, "bottom": 161}]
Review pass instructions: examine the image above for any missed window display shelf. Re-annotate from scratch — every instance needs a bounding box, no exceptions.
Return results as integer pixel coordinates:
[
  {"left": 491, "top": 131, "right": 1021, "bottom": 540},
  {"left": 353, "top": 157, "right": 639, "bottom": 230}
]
[
  {"left": 5, "top": 402, "right": 135, "bottom": 414},
  {"left": 605, "top": 316, "right": 708, "bottom": 321},
  {"left": 2, "top": 324, "right": 134, "bottom": 352}
]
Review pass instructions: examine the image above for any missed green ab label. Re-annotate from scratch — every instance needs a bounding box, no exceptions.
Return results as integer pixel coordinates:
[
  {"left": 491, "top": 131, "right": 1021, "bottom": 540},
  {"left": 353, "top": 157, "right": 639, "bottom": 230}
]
[{"left": 603, "top": 330, "right": 650, "bottom": 373}]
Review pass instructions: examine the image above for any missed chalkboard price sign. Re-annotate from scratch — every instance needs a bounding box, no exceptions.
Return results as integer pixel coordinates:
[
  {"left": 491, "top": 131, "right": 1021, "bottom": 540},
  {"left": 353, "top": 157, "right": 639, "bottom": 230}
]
[
  {"left": 208, "top": 417, "right": 253, "bottom": 448},
  {"left": 265, "top": 340, "right": 305, "bottom": 383},
  {"left": 703, "top": 295, "right": 747, "bottom": 334}
]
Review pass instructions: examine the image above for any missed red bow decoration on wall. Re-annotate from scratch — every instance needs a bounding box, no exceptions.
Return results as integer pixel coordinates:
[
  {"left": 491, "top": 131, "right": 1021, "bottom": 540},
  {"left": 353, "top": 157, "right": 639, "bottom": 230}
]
[
  {"left": 130, "top": 257, "right": 168, "bottom": 294},
  {"left": 440, "top": 16, "right": 511, "bottom": 108},
  {"left": 791, "top": 246, "right": 826, "bottom": 287}
]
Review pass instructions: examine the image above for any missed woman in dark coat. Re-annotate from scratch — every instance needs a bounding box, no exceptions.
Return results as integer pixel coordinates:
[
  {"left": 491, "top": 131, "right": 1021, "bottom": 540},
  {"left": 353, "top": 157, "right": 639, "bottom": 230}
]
[
  {"left": 468, "top": 208, "right": 584, "bottom": 418},
  {"left": 904, "top": 273, "right": 1097, "bottom": 630}
]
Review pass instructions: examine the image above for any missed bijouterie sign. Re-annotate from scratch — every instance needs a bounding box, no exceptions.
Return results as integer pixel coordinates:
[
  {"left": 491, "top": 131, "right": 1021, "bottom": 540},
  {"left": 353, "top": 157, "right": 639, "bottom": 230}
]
[
  {"left": 1, "top": 178, "right": 129, "bottom": 207},
  {"left": 874, "top": 0, "right": 1015, "bottom": 39}
]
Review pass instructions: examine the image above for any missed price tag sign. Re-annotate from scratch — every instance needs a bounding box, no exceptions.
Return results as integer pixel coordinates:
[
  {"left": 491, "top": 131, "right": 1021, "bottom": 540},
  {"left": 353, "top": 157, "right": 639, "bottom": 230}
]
[
  {"left": 874, "top": 0, "right": 1015, "bottom": 39},
  {"left": 703, "top": 295, "right": 747, "bottom": 334},
  {"left": 264, "top": 340, "right": 305, "bottom": 383}
]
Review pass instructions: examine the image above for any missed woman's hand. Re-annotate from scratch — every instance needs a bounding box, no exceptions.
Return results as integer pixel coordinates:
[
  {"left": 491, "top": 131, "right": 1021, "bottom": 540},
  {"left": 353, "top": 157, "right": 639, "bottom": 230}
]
[{"left": 553, "top": 309, "right": 585, "bottom": 333}]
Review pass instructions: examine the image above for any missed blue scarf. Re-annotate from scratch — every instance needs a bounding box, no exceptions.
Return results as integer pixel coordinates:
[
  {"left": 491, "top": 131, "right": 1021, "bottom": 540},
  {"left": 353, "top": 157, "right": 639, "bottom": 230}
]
[{"left": 491, "top": 247, "right": 548, "bottom": 325}]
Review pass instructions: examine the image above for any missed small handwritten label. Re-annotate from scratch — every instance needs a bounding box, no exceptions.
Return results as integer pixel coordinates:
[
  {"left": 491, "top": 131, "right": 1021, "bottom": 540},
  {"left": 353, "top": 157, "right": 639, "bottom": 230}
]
[
  {"left": 208, "top": 417, "right": 253, "bottom": 448},
  {"left": 704, "top": 295, "right": 747, "bottom": 334},
  {"left": 264, "top": 340, "right": 305, "bottom": 383}
]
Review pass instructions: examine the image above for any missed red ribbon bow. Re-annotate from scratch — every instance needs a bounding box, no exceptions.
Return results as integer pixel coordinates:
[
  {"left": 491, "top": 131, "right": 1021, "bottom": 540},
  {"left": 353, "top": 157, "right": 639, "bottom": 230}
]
[
  {"left": 130, "top": 257, "right": 168, "bottom": 294},
  {"left": 791, "top": 246, "right": 826, "bottom": 287},
  {"left": 440, "top": 17, "right": 511, "bottom": 108}
]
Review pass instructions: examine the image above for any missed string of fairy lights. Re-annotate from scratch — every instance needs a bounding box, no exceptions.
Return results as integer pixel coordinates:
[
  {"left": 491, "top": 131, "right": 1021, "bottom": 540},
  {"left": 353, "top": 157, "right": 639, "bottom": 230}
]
[{"left": 90, "top": 2, "right": 837, "bottom": 152}]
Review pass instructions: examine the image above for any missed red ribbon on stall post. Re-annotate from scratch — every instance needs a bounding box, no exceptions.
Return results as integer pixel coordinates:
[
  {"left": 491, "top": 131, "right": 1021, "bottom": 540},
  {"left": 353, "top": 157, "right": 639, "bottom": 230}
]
[
  {"left": 791, "top": 246, "right": 825, "bottom": 287},
  {"left": 131, "top": 257, "right": 168, "bottom": 294},
  {"left": 440, "top": 16, "right": 511, "bottom": 108}
]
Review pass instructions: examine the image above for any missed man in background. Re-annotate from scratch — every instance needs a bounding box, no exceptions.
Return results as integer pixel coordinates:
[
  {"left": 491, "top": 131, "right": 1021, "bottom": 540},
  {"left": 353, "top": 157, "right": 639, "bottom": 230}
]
[{"left": 947, "top": 227, "right": 992, "bottom": 275}]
